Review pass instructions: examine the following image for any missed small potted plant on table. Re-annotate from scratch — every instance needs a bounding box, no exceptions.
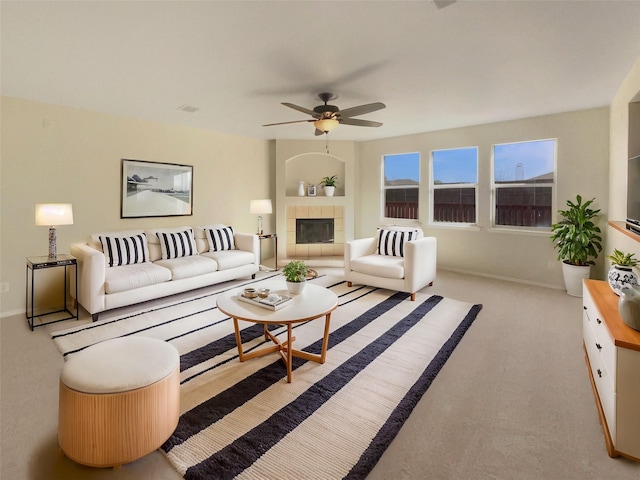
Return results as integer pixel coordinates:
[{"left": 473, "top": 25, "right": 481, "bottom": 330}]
[
  {"left": 282, "top": 260, "right": 308, "bottom": 294},
  {"left": 320, "top": 175, "right": 338, "bottom": 197},
  {"left": 606, "top": 249, "right": 639, "bottom": 295}
]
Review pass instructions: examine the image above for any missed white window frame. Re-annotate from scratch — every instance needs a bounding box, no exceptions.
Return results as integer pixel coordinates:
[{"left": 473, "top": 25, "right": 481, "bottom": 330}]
[
  {"left": 490, "top": 138, "right": 557, "bottom": 232},
  {"left": 429, "top": 147, "right": 479, "bottom": 227},
  {"left": 381, "top": 152, "right": 421, "bottom": 224}
]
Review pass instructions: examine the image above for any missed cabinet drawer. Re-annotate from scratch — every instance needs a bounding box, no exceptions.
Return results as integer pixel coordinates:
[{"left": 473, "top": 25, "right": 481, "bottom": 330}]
[
  {"left": 584, "top": 314, "right": 615, "bottom": 392},
  {"left": 583, "top": 301, "right": 617, "bottom": 383},
  {"left": 594, "top": 367, "right": 617, "bottom": 443}
]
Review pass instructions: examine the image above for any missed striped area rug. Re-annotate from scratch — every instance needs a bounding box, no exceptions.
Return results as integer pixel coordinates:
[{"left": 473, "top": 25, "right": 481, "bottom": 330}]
[{"left": 51, "top": 274, "right": 482, "bottom": 479}]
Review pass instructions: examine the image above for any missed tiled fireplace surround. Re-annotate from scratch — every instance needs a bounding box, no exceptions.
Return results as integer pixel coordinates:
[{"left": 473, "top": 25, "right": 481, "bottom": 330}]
[{"left": 286, "top": 205, "right": 344, "bottom": 259}]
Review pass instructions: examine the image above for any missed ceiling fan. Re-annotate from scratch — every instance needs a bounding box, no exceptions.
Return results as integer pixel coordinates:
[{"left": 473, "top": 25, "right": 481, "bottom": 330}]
[{"left": 262, "top": 93, "right": 386, "bottom": 136}]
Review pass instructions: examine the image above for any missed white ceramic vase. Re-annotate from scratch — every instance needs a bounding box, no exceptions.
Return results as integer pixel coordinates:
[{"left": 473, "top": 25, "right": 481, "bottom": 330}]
[
  {"left": 324, "top": 186, "right": 335, "bottom": 197},
  {"left": 298, "top": 181, "right": 305, "bottom": 197},
  {"left": 561, "top": 262, "right": 591, "bottom": 297},
  {"left": 608, "top": 265, "right": 639, "bottom": 296},
  {"left": 286, "top": 280, "right": 305, "bottom": 294}
]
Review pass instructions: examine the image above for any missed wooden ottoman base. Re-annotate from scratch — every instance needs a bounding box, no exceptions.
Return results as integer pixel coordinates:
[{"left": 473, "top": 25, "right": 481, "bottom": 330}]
[{"left": 58, "top": 366, "right": 180, "bottom": 467}]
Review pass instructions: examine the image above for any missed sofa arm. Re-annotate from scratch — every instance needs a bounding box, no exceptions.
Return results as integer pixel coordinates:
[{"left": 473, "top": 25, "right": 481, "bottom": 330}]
[
  {"left": 70, "top": 243, "right": 106, "bottom": 315},
  {"left": 344, "top": 237, "right": 377, "bottom": 272},
  {"left": 234, "top": 232, "right": 260, "bottom": 268},
  {"left": 404, "top": 237, "right": 437, "bottom": 292}
]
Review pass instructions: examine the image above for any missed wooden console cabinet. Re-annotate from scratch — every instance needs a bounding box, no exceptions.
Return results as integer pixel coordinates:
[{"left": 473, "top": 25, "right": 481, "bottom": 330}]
[{"left": 583, "top": 279, "right": 640, "bottom": 461}]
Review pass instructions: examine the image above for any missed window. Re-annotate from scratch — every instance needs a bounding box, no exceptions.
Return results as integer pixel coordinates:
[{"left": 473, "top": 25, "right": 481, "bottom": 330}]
[
  {"left": 430, "top": 147, "right": 478, "bottom": 224},
  {"left": 383, "top": 152, "right": 419, "bottom": 220},
  {"left": 492, "top": 139, "right": 556, "bottom": 228}
]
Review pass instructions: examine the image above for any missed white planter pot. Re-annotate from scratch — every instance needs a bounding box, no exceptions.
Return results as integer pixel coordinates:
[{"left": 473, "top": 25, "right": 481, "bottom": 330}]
[
  {"left": 324, "top": 186, "right": 335, "bottom": 197},
  {"left": 561, "top": 262, "right": 591, "bottom": 297},
  {"left": 607, "top": 265, "right": 639, "bottom": 296},
  {"left": 286, "top": 280, "right": 305, "bottom": 294}
]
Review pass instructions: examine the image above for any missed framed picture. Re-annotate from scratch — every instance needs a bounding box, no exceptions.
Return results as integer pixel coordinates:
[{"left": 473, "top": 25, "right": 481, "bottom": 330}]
[
  {"left": 121, "top": 159, "right": 193, "bottom": 218},
  {"left": 307, "top": 184, "right": 317, "bottom": 197}
]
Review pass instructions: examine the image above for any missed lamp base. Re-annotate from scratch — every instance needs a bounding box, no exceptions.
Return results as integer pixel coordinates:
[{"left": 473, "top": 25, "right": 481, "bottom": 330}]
[{"left": 48, "top": 226, "right": 57, "bottom": 259}]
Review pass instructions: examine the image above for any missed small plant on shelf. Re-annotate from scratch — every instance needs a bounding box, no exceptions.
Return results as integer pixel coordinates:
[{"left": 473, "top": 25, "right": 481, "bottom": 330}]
[
  {"left": 282, "top": 260, "right": 308, "bottom": 283},
  {"left": 607, "top": 249, "right": 639, "bottom": 267},
  {"left": 320, "top": 175, "right": 338, "bottom": 187}
]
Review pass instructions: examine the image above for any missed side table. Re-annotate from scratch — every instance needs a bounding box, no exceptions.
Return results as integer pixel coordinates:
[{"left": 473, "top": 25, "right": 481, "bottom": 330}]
[
  {"left": 26, "top": 254, "right": 78, "bottom": 331},
  {"left": 258, "top": 233, "right": 278, "bottom": 271}
]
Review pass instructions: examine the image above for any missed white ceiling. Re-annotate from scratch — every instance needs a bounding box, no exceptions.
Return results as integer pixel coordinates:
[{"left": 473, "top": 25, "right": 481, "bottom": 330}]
[{"left": 2, "top": 1, "right": 640, "bottom": 142}]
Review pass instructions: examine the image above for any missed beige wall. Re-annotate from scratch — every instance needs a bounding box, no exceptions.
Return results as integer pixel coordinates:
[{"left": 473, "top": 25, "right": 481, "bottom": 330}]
[
  {"left": 608, "top": 57, "right": 640, "bottom": 269},
  {"left": 356, "top": 108, "right": 610, "bottom": 289},
  {"left": 0, "top": 97, "right": 273, "bottom": 315}
]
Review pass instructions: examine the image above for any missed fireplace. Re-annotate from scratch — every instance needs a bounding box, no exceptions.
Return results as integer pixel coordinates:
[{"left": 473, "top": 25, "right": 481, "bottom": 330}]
[{"left": 296, "top": 218, "right": 334, "bottom": 244}]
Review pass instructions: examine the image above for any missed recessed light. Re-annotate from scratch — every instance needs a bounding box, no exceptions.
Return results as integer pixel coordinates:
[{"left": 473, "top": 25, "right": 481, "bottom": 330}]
[{"left": 178, "top": 105, "right": 200, "bottom": 113}]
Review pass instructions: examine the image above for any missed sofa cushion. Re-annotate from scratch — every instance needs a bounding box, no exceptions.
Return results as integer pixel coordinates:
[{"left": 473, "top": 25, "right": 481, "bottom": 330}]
[
  {"left": 206, "top": 226, "right": 235, "bottom": 252},
  {"left": 376, "top": 228, "right": 420, "bottom": 257},
  {"left": 104, "top": 263, "right": 172, "bottom": 294},
  {"left": 350, "top": 254, "right": 405, "bottom": 279},
  {"left": 154, "top": 255, "right": 218, "bottom": 280},
  {"left": 157, "top": 229, "right": 198, "bottom": 260},
  {"left": 201, "top": 249, "right": 254, "bottom": 271},
  {"left": 99, "top": 233, "right": 150, "bottom": 267}
]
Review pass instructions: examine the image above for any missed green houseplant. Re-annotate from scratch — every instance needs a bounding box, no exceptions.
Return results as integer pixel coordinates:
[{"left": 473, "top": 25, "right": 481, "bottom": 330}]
[
  {"left": 550, "top": 195, "right": 602, "bottom": 296},
  {"left": 320, "top": 175, "right": 338, "bottom": 197},
  {"left": 606, "top": 248, "right": 639, "bottom": 295},
  {"left": 282, "top": 260, "right": 308, "bottom": 293}
]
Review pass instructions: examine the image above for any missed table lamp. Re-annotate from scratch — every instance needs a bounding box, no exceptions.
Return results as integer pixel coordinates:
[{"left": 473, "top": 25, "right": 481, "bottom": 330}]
[
  {"left": 35, "top": 203, "right": 74, "bottom": 259},
  {"left": 250, "top": 199, "right": 272, "bottom": 235}
]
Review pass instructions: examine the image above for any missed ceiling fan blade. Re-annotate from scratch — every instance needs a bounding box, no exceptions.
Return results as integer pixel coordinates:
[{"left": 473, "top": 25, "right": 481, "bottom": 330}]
[
  {"left": 281, "top": 102, "right": 319, "bottom": 117},
  {"left": 339, "top": 118, "right": 383, "bottom": 127},
  {"left": 338, "top": 102, "right": 386, "bottom": 119},
  {"left": 262, "top": 119, "right": 314, "bottom": 127}
]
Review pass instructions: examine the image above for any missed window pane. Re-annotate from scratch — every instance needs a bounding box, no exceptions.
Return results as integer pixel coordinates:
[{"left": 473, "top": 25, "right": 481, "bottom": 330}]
[
  {"left": 384, "top": 153, "right": 419, "bottom": 186},
  {"left": 385, "top": 188, "right": 418, "bottom": 219},
  {"left": 494, "top": 140, "right": 555, "bottom": 183},
  {"left": 433, "top": 188, "right": 476, "bottom": 223},
  {"left": 433, "top": 147, "right": 478, "bottom": 184},
  {"left": 495, "top": 187, "right": 552, "bottom": 227},
  {"left": 384, "top": 153, "right": 419, "bottom": 219}
]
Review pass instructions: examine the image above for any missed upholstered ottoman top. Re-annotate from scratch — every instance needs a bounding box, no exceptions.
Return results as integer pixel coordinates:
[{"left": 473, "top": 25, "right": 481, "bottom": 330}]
[{"left": 61, "top": 337, "right": 179, "bottom": 394}]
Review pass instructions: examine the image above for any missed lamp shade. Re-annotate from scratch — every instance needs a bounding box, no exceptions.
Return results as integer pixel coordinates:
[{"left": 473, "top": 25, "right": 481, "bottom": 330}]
[
  {"left": 35, "top": 203, "right": 74, "bottom": 226},
  {"left": 314, "top": 118, "right": 339, "bottom": 132},
  {"left": 250, "top": 199, "right": 272, "bottom": 215}
]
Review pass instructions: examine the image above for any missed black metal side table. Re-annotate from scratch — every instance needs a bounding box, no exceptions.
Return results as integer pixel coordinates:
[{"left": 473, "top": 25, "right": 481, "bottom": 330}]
[
  {"left": 26, "top": 254, "right": 78, "bottom": 331},
  {"left": 257, "top": 233, "right": 278, "bottom": 271}
]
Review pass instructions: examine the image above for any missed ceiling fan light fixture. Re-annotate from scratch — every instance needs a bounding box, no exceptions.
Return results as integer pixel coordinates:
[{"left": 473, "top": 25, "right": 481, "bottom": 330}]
[{"left": 314, "top": 118, "right": 339, "bottom": 132}]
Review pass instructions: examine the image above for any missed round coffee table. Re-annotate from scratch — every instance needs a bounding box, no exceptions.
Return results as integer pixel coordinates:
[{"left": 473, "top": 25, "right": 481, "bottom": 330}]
[{"left": 217, "top": 281, "right": 338, "bottom": 383}]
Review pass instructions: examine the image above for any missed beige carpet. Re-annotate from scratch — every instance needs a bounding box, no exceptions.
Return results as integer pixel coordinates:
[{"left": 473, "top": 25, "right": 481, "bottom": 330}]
[{"left": 2, "top": 269, "right": 640, "bottom": 479}]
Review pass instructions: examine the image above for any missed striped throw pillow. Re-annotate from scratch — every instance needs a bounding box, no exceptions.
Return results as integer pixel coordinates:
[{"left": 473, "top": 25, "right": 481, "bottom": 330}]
[
  {"left": 99, "top": 234, "right": 149, "bottom": 267},
  {"left": 157, "top": 229, "right": 198, "bottom": 260},
  {"left": 376, "top": 229, "right": 419, "bottom": 257},
  {"left": 206, "top": 226, "right": 235, "bottom": 252}
]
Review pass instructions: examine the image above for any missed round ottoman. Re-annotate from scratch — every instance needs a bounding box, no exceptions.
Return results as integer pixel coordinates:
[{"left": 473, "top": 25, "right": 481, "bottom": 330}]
[{"left": 58, "top": 337, "right": 180, "bottom": 467}]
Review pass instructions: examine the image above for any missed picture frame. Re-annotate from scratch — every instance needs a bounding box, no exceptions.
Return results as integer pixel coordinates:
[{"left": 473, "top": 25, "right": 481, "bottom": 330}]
[
  {"left": 307, "top": 184, "right": 317, "bottom": 197},
  {"left": 121, "top": 159, "right": 193, "bottom": 218}
]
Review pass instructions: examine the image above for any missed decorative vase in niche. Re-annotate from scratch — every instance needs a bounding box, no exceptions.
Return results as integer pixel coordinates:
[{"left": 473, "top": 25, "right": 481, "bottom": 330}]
[
  {"left": 608, "top": 265, "right": 639, "bottom": 296},
  {"left": 286, "top": 280, "right": 305, "bottom": 294},
  {"left": 324, "top": 186, "right": 335, "bottom": 197},
  {"left": 298, "top": 181, "right": 305, "bottom": 197}
]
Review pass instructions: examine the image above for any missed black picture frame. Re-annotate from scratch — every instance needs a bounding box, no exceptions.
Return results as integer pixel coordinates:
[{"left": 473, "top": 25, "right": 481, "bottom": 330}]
[{"left": 121, "top": 159, "right": 193, "bottom": 218}]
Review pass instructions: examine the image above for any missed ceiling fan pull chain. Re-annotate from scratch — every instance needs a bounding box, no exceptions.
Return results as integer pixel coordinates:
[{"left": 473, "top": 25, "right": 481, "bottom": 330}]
[{"left": 325, "top": 134, "right": 329, "bottom": 154}]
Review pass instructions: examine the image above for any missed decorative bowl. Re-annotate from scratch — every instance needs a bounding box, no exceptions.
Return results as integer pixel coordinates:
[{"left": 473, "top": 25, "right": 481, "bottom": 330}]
[
  {"left": 257, "top": 288, "right": 270, "bottom": 299},
  {"left": 243, "top": 288, "right": 257, "bottom": 298}
]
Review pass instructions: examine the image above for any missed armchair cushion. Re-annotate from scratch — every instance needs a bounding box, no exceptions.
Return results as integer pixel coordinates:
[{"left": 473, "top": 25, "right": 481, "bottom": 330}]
[
  {"left": 350, "top": 254, "right": 405, "bottom": 279},
  {"left": 376, "top": 228, "right": 420, "bottom": 257}
]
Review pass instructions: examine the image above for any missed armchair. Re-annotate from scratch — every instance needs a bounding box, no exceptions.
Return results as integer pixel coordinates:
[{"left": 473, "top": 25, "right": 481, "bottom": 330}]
[{"left": 344, "top": 227, "right": 436, "bottom": 300}]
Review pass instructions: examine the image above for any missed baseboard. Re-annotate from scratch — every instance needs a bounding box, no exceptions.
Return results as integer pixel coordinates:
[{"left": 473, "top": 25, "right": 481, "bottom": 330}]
[{"left": 437, "top": 266, "right": 564, "bottom": 291}]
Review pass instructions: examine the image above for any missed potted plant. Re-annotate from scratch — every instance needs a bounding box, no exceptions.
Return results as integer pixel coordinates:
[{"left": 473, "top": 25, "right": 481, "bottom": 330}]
[
  {"left": 320, "top": 175, "right": 338, "bottom": 197},
  {"left": 606, "top": 248, "right": 639, "bottom": 295},
  {"left": 282, "top": 259, "right": 308, "bottom": 294},
  {"left": 550, "top": 195, "right": 603, "bottom": 297}
]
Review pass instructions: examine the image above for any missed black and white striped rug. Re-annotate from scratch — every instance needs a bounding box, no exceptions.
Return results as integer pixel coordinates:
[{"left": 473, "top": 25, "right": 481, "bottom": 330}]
[{"left": 51, "top": 274, "right": 482, "bottom": 479}]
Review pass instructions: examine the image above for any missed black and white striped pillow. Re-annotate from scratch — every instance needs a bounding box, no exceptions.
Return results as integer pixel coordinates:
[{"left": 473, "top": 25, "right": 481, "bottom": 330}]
[
  {"left": 206, "top": 226, "right": 235, "bottom": 252},
  {"left": 99, "top": 234, "right": 149, "bottom": 267},
  {"left": 376, "top": 229, "right": 419, "bottom": 257},
  {"left": 157, "top": 229, "right": 198, "bottom": 260}
]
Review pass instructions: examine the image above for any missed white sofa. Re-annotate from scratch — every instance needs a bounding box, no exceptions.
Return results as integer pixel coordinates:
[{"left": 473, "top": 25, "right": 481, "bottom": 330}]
[
  {"left": 71, "top": 225, "right": 259, "bottom": 321},
  {"left": 344, "top": 226, "right": 437, "bottom": 300}
]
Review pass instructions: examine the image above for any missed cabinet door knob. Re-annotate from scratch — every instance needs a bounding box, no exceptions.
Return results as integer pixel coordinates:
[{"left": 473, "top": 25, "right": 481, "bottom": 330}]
[
  {"left": 583, "top": 306, "right": 587, "bottom": 310},
  {"left": 597, "top": 369, "right": 602, "bottom": 378},
  {"left": 596, "top": 318, "right": 602, "bottom": 324},
  {"left": 596, "top": 343, "right": 602, "bottom": 351}
]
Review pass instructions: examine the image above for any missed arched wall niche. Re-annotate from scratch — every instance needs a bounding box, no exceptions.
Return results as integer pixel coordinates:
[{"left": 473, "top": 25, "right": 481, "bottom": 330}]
[{"left": 285, "top": 152, "right": 345, "bottom": 197}]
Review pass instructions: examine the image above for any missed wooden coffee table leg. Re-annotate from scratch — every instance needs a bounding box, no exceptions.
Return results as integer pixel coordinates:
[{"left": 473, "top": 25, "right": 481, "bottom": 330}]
[
  {"left": 286, "top": 323, "right": 293, "bottom": 383},
  {"left": 232, "top": 317, "right": 246, "bottom": 361},
  {"left": 319, "top": 313, "right": 332, "bottom": 363}
]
